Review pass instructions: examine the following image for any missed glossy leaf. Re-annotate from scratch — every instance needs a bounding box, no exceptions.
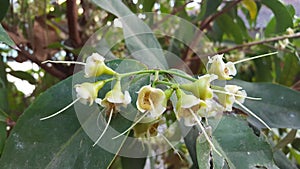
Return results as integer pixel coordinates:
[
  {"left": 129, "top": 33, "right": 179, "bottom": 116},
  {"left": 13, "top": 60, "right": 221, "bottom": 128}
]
[
  {"left": 211, "top": 115, "right": 276, "bottom": 168},
  {"left": 121, "top": 156, "right": 146, "bottom": 169},
  {"left": 0, "top": 57, "right": 8, "bottom": 156},
  {"left": 261, "top": 0, "right": 293, "bottom": 33},
  {"left": 277, "top": 53, "right": 300, "bottom": 86},
  {"left": 90, "top": 0, "right": 167, "bottom": 69},
  {"left": 8, "top": 71, "right": 37, "bottom": 85},
  {"left": 229, "top": 79, "right": 300, "bottom": 129},
  {"left": 185, "top": 114, "right": 276, "bottom": 168},
  {"left": 0, "top": 59, "right": 149, "bottom": 169},
  {"left": 0, "top": 24, "right": 15, "bottom": 47},
  {"left": 196, "top": 133, "right": 210, "bottom": 169},
  {"left": 0, "top": 0, "right": 9, "bottom": 21},
  {"left": 216, "top": 14, "right": 244, "bottom": 44}
]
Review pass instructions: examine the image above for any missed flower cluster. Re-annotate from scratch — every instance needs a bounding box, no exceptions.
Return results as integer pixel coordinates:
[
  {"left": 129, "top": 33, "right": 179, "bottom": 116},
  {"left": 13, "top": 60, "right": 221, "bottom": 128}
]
[{"left": 41, "top": 52, "right": 274, "bottom": 154}]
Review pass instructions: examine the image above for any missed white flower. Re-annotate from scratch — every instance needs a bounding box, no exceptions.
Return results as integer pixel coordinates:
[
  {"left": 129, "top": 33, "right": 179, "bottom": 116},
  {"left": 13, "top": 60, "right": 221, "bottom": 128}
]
[
  {"left": 95, "top": 80, "right": 131, "bottom": 112},
  {"left": 75, "top": 81, "right": 105, "bottom": 106},
  {"left": 175, "top": 90, "right": 206, "bottom": 126},
  {"left": 180, "top": 74, "right": 217, "bottom": 100},
  {"left": 217, "top": 85, "right": 247, "bottom": 111},
  {"left": 84, "top": 53, "right": 116, "bottom": 78},
  {"left": 136, "top": 85, "right": 166, "bottom": 118},
  {"left": 133, "top": 117, "right": 161, "bottom": 138},
  {"left": 207, "top": 54, "right": 237, "bottom": 80},
  {"left": 198, "top": 99, "right": 224, "bottom": 118}
]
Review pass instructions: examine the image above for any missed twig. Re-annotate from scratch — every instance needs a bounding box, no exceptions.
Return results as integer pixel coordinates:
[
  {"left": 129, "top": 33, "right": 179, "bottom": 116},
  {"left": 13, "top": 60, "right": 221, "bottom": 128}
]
[
  {"left": 66, "top": 0, "right": 82, "bottom": 47},
  {"left": 18, "top": 48, "right": 67, "bottom": 79},
  {"left": 184, "top": 0, "right": 243, "bottom": 63},
  {"left": 188, "top": 32, "right": 300, "bottom": 61},
  {"left": 199, "top": 0, "right": 243, "bottom": 30}
]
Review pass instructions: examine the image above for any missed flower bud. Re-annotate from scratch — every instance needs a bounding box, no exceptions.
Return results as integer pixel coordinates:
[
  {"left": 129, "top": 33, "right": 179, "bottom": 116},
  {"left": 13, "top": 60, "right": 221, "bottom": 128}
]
[
  {"left": 75, "top": 81, "right": 105, "bottom": 105},
  {"left": 180, "top": 74, "right": 217, "bottom": 100},
  {"left": 84, "top": 53, "right": 116, "bottom": 78},
  {"left": 95, "top": 80, "right": 131, "bottom": 112}
]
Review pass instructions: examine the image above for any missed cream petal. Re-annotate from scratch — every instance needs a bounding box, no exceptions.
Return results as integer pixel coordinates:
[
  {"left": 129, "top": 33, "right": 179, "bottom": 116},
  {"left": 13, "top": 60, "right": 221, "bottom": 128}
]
[
  {"left": 225, "top": 62, "right": 237, "bottom": 76},
  {"left": 181, "top": 94, "right": 201, "bottom": 109},
  {"left": 123, "top": 91, "right": 131, "bottom": 105}
]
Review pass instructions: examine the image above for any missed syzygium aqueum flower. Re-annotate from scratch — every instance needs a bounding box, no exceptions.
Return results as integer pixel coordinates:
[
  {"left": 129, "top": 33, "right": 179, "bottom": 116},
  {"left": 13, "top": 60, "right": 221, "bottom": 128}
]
[
  {"left": 216, "top": 85, "right": 247, "bottom": 111},
  {"left": 180, "top": 74, "right": 217, "bottom": 100},
  {"left": 207, "top": 54, "right": 237, "bottom": 80},
  {"left": 95, "top": 80, "right": 131, "bottom": 112},
  {"left": 133, "top": 117, "right": 161, "bottom": 138},
  {"left": 84, "top": 53, "right": 116, "bottom": 78},
  {"left": 175, "top": 89, "right": 206, "bottom": 126},
  {"left": 136, "top": 85, "right": 166, "bottom": 118},
  {"left": 75, "top": 81, "right": 105, "bottom": 106},
  {"left": 198, "top": 99, "right": 224, "bottom": 118}
]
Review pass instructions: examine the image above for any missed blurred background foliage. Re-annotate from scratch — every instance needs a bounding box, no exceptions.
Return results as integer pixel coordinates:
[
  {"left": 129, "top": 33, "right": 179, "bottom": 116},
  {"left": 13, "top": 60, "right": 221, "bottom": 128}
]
[{"left": 0, "top": 0, "right": 300, "bottom": 168}]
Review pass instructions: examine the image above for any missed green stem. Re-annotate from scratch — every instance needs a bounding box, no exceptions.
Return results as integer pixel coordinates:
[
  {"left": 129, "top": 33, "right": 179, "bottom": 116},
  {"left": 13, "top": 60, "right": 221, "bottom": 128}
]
[
  {"left": 118, "top": 69, "right": 196, "bottom": 82},
  {"left": 155, "top": 81, "right": 174, "bottom": 87}
]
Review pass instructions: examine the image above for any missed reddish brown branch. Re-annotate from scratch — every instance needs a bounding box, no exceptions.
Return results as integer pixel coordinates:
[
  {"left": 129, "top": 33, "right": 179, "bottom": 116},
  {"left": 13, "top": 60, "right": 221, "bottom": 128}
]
[
  {"left": 67, "top": 0, "right": 82, "bottom": 47},
  {"left": 187, "top": 32, "right": 300, "bottom": 61},
  {"left": 18, "top": 48, "right": 67, "bottom": 79},
  {"left": 199, "top": 0, "right": 243, "bottom": 30},
  {"left": 184, "top": 0, "right": 243, "bottom": 64}
]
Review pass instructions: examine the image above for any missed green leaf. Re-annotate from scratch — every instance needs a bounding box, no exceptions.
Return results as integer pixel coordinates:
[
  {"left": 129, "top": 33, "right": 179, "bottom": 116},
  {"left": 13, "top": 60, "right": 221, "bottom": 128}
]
[
  {"left": 229, "top": 79, "right": 300, "bottom": 129},
  {"left": 200, "top": 0, "right": 222, "bottom": 19},
  {"left": 8, "top": 71, "right": 37, "bottom": 85},
  {"left": 196, "top": 133, "right": 210, "bottom": 169},
  {"left": 140, "top": 0, "right": 155, "bottom": 12},
  {"left": 273, "top": 150, "right": 298, "bottom": 169},
  {"left": 185, "top": 115, "right": 276, "bottom": 168},
  {"left": 291, "top": 138, "right": 300, "bottom": 152},
  {"left": 90, "top": 0, "right": 167, "bottom": 69},
  {"left": 253, "top": 56, "right": 273, "bottom": 82},
  {"left": 0, "top": 0, "right": 9, "bottom": 21},
  {"left": 216, "top": 14, "right": 244, "bottom": 44},
  {"left": 183, "top": 126, "right": 200, "bottom": 168},
  {"left": 121, "top": 156, "right": 146, "bottom": 169},
  {"left": 273, "top": 129, "right": 297, "bottom": 150},
  {"left": 277, "top": 53, "right": 300, "bottom": 86},
  {"left": 0, "top": 24, "right": 15, "bottom": 47},
  {"left": 0, "top": 59, "right": 149, "bottom": 169},
  {"left": 0, "top": 122, "right": 5, "bottom": 156},
  {"left": 261, "top": 0, "right": 293, "bottom": 33},
  {"left": 211, "top": 115, "right": 276, "bottom": 168}
]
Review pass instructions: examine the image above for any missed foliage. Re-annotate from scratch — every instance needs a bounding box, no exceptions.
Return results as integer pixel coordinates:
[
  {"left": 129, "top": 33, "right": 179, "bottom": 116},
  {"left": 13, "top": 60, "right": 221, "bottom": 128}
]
[{"left": 0, "top": 0, "right": 300, "bottom": 169}]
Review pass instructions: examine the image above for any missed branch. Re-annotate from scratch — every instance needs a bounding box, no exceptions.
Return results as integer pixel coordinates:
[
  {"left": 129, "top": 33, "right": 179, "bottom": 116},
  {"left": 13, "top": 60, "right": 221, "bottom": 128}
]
[
  {"left": 183, "top": 0, "right": 243, "bottom": 63},
  {"left": 187, "top": 32, "right": 300, "bottom": 61},
  {"left": 66, "top": 0, "right": 82, "bottom": 47},
  {"left": 18, "top": 48, "right": 68, "bottom": 79},
  {"left": 199, "top": 0, "right": 243, "bottom": 30}
]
